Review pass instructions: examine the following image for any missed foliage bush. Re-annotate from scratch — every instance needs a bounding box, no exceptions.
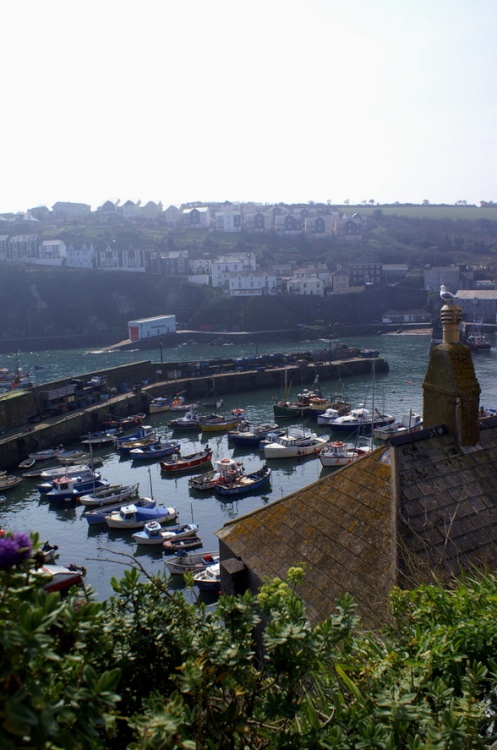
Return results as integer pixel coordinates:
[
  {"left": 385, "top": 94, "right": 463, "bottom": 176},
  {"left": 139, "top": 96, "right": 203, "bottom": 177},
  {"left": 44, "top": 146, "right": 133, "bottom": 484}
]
[{"left": 1, "top": 533, "right": 497, "bottom": 748}]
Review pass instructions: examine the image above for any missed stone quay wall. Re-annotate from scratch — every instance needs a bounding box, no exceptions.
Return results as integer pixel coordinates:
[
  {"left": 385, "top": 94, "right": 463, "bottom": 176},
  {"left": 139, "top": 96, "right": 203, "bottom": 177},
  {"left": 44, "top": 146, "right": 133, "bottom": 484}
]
[{"left": 0, "top": 356, "right": 388, "bottom": 470}]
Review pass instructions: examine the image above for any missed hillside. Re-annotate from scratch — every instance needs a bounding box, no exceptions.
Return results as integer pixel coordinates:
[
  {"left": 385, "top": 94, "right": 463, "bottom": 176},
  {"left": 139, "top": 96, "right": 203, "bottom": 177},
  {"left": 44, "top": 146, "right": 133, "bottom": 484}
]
[{"left": 2, "top": 205, "right": 497, "bottom": 349}]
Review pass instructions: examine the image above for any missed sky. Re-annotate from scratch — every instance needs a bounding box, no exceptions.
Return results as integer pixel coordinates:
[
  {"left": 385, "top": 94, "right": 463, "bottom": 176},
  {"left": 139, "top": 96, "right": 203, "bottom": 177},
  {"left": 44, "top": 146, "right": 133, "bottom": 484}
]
[{"left": 2, "top": 0, "right": 497, "bottom": 212}]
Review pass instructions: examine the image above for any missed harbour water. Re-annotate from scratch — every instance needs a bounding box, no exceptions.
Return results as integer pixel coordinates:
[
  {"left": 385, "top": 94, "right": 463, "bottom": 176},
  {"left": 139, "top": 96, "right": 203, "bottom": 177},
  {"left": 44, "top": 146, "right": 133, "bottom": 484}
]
[{"left": 1, "top": 332, "right": 496, "bottom": 601}]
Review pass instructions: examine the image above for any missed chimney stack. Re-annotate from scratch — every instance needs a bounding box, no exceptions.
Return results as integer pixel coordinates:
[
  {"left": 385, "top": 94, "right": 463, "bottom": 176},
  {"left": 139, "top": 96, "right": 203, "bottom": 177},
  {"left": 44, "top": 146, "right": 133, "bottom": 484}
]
[{"left": 423, "top": 303, "right": 480, "bottom": 446}]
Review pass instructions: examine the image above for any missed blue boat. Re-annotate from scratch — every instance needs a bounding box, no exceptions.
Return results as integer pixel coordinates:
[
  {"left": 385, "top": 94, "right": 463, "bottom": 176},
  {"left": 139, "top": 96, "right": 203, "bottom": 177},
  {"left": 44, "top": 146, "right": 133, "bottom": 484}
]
[
  {"left": 228, "top": 421, "right": 280, "bottom": 446},
  {"left": 130, "top": 440, "right": 181, "bottom": 460},
  {"left": 214, "top": 465, "right": 271, "bottom": 497},
  {"left": 42, "top": 475, "right": 110, "bottom": 502},
  {"left": 84, "top": 496, "right": 156, "bottom": 526}
]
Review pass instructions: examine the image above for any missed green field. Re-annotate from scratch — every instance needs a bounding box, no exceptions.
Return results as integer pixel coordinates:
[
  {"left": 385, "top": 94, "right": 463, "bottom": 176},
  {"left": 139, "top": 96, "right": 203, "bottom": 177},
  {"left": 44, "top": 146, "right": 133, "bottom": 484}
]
[{"left": 335, "top": 204, "right": 497, "bottom": 220}]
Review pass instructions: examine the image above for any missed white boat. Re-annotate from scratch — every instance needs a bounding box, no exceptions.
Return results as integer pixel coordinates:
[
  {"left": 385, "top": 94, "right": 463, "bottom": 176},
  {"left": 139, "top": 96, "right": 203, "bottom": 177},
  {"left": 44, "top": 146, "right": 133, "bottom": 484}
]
[
  {"left": 149, "top": 396, "right": 174, "bottom": 414},
  {"left": 263, "top": 432, "right": 327, "bottom": 459},
  {"left": 84, "top": 496, "right": 156, "bottom": 526},
  {"left": 78, "top": 482, "right": 140, "bottom": 508},
  {"left": 169, "top": 409, "right": 201, "bottom": 430},
  {"left": 105, "top": 503, "right": 178, "bottom": 530},
  {"left": 316, "top": 407, "right": 342, "bottom": 426},
  {"left": 26, "top": 463, "right": 94, "bottom": 480},
  {"left": 192, "top": 562, "right": 221, "bottom": 591},
  {"left": 330, "top": 406, "right": 395, "bottom": 434},
  {"left": 373, "top": 411, "right": 423, "bottom": 440},
  {"left": 132, "top": 521, "right": 199, "bottom": 546},
  {"left": 28, "top": 445, "right": 65, "bottom": 461},
  {"left": 318, "top": 438, "right": 372, "bottom": 468},
  {"left": 164, "top": 551, "right": 219, "bottom": 576}
]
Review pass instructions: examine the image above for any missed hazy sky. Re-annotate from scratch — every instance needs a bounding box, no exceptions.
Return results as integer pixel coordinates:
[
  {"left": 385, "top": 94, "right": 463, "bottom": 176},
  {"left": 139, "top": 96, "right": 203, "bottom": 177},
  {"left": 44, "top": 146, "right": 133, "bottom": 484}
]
[{"left": 2, "top": 0, "right": 496, "bottom": 212}]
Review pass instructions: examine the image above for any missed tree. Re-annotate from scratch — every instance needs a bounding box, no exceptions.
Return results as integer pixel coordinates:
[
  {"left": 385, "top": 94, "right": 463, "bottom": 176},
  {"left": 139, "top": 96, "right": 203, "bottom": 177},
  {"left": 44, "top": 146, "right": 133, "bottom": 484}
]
[{"left": 2, "top": 533, "right": 497, "bottom": 748}]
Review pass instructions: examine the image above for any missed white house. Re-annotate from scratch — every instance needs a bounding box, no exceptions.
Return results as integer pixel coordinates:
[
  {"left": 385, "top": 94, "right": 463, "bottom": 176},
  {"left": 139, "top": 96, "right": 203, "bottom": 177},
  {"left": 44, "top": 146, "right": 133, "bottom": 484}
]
[
  {"left": 211, "top": 253, "right": 257, "bottom": 288},
  {"left": 95, "top": 244, "right": 145, "bottom": 272},
  {"left": 66, "top": 242, "right": 95, "bottom": 269},
  {"left": 287, "top": 277, "right": 325, "bottom": 296},
  {"left": 36, "top": 239, "right": 67, "bottom": 266},
  {"left": 215, "top": 211, "right": 242, "bottom": 233},
  {"left": 228, "top": 271, "right": 277, "bottom": 296}
]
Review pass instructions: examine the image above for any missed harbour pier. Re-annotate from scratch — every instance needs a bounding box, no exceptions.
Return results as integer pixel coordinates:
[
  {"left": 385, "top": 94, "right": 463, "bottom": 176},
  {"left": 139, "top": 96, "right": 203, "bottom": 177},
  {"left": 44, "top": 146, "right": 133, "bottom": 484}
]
[{"left": 0, "top": 353, "right": 388, "bottom": 470}]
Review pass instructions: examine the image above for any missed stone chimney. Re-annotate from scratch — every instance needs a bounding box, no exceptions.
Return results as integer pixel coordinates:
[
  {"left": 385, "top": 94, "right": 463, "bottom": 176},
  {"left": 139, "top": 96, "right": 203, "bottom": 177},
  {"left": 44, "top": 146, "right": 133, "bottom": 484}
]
[{"left": 423, "top": 303, "right": 480, "bottom": 445}]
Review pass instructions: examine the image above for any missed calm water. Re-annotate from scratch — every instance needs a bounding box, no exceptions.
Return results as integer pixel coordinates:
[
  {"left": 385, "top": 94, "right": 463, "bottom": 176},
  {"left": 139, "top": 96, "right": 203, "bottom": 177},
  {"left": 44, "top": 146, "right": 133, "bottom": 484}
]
[{"left": 1, "top": 332, "right": 496, "bottom": 601}]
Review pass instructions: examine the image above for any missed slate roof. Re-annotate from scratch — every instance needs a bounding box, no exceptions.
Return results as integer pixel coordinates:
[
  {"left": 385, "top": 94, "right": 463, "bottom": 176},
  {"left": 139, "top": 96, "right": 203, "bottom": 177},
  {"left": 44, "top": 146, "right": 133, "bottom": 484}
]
[
  {"left": 218, "top": 418, "right": 497, "bottom": 629},
  {"left": 218, "top": 444, "right": 395, "bottom": 629}
]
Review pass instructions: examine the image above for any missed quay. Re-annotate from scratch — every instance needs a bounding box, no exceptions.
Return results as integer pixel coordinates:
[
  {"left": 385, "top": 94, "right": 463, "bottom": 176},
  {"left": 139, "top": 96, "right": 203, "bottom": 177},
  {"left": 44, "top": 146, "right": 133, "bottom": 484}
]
[{"left": 0, "top": 351, "right": 388, "bottom": 470}]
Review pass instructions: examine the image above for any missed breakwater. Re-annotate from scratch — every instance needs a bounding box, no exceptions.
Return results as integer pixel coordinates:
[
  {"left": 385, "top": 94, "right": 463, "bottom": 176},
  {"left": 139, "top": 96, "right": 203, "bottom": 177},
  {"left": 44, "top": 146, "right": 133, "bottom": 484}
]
[{"left": 0, "top": 353, "right": 388, "bottom": 470}]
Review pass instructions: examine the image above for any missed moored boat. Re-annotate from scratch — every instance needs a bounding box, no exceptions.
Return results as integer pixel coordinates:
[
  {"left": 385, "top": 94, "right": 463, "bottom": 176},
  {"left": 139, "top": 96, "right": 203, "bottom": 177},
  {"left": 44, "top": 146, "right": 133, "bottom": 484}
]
[
  {"left": 130, "top": 440, "right": 181, "bottom": 460},
  {"left": 149, "top": 396, "right": 174, "bottom": 414},
  {"left": 132, "top": 521, "right": 199, "bottom": 546},
  {"left": 330, "top": 406, "right": 395, "bottom": 434},
  {"left": 34, "top": 563, "right": 85, "bottom": 594},
  {"left": 83, "top": 496, "right": 156, "bottom": 526},
  {"left": 105, "top": 503, "right": 178, "bottom": 530},
  {"left": 199, "top": 409, "right": 245, "bottom": 433},
  {"left": 192, "top": 562, "right": 221, "bottom": 592},
  {"left": 169, "top": 409, "right": 202, "bottom": 430},
  {"left": 80, "top": 429, "right": 120, "bottom": 448},
  {"left": 78, "top": 481, "right": 140, "bottom": 508},
  {"left": 0, "top": 474, "right": 23, "bottom": 492},
  {"left": 28, "top": 445, "right": 65, "bottom": 461},
  {"left": 214, "top": 464, "right": 271, "bottom": 497},
  {"left": 164, "top": 550, "right": 219, "bottom": 576},
  {"left": 42, "top": 475, "right": 110, "bottom": 502},
  {"left": 263, "top": 432, "right": 327, "bottom": 459},
  {"left": 162, "top": 534, "right": 203, "bottom": 552},
  {"left": 318, "top": 439, "right": 372, "bottom": 468},
  {"left": 100, "top": 413, "right": 145, "bottom": 429},
  {"left": 160, "top": 446, "right": 213, "bottom": 473},
  {"left": 373, "top": 411, "right": 423, "bottom": 441},
  {"left": 227, "top": 421, "right": 280, "bottom": 446}
]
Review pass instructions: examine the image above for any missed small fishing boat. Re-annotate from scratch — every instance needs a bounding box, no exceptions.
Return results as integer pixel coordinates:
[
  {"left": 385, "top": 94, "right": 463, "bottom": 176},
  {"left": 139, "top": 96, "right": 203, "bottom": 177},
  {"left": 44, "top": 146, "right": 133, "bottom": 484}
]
[
  {"left": 80, "top": 429, "right": 120, "bottom": 448},
  {"left": 115, "top": 426, "right": 159, "bottom": 453},
  {"left": 34, "top": 563, "right": 85, "bottom": 594},
  {"left": 192, "top": 562, "right": 221, "bottom": 592},
  {"left": 104, "top": 503, "right": 178, "bottom": 530},
  {"left": 164, "top": 550, "right": 219, "bottom": 576},
  {"left": 99, "top": 413, "right": 145, "bottom": 430},
  {"left": 27, "top": 463, "right": 94, "bottom": 480},
  {"left": 149, "top": 396, "right": 174, "bottom": 414},
  {"left": 188, "top": 458, "right": 243, "bottom": 492},
  {"left": 58, "top": 452, "right": 103, "bottom": 467},
  {"left": 330, "top": 406, "right": 396, "bottom": 434},
  {"left": 188, "top": 468, "right": 222, "bottom": 492},
  {"left": 83, "top": 496, "right": 156, "bottom": 526},
  {"left": 28, "top": 445, "right": 65, "bottom": 461},
  {"left": 132, "top": 521, "right": 199, "bottom": 546},
  {"left": 214, "top": 464, "right": 271, "bottom": 497},
  {"left": 163, "top": 534, "right": 204, "bottom": 552},
  {"left": 318, "top": 439, "right": 372, "bottom": 468},
  {"left": 18, "top": 457, "right": 35, "bottom": 469},
  {"left": 199, "top": 409, "right": 245, "bottom": 433},
  {"left": 169, "top": 409, "right": 202, "bottom": 430},
  {"left": 160, "top": 446, "right": 213, "bottom": 473},
  {"left": 130, "top": 439, "right": 181, "bottom": 460},
  {"left": 373, "top": 411, "right": 423, "bottom": 441},
  {"left": 41, "top": 475, "right": 110, "bottom": 502},
  {"left": 263, "top": 432, "right": 327, "bottom": 459},
  {"left": 0, "top": 474, "right": 23, "bottom": 492},
  {"left": 228, "top": 421, "right": 280, "bottom": 446},
  {"left": 78, "top": 481, "right": 140, "bottom": 508}
]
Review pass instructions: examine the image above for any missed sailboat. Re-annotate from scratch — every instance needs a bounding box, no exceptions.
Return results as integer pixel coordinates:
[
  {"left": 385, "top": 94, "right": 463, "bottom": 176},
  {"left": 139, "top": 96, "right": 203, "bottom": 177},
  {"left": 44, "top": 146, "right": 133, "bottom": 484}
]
[{"left": 330, "top": 363, "right": 395, "bottom": 435}]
